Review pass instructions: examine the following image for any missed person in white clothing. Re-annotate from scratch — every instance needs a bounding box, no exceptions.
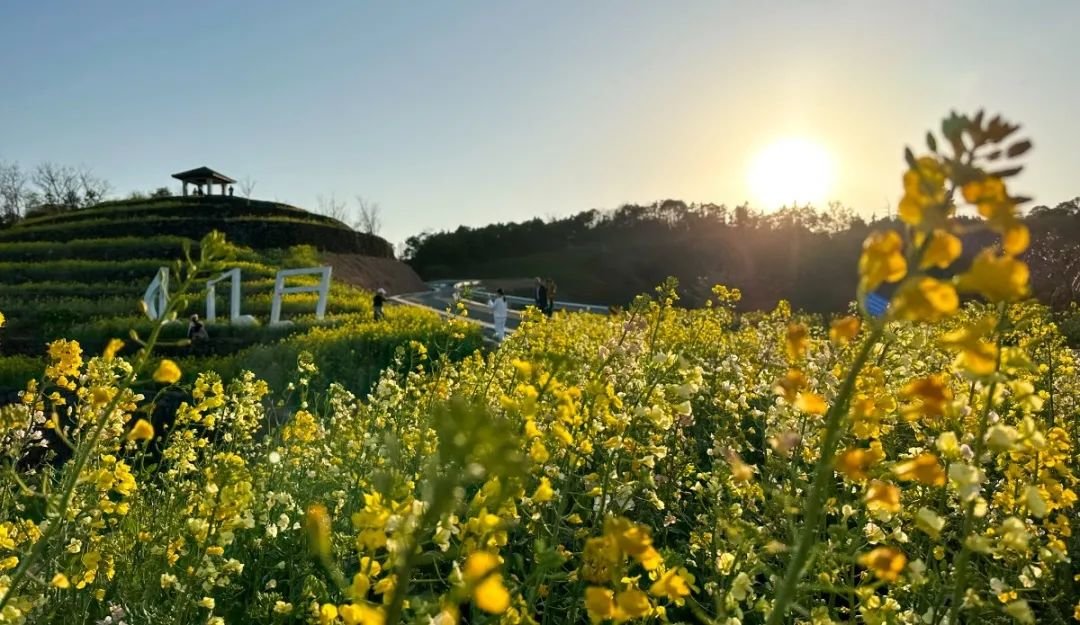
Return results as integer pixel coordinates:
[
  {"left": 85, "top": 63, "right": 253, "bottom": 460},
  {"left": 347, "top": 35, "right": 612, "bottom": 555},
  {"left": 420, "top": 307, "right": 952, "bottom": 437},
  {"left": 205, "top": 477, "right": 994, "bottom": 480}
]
[{"left": 489, "top": 288, "right": 508, "bottom": 341}]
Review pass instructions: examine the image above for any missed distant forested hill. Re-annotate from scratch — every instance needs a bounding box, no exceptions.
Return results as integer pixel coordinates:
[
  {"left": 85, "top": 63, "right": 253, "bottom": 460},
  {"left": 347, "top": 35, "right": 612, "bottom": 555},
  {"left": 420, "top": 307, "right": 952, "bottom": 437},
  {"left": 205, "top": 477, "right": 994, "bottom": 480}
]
[{"left": 404, "top": 199, "right": 1080, "bottom": 312}]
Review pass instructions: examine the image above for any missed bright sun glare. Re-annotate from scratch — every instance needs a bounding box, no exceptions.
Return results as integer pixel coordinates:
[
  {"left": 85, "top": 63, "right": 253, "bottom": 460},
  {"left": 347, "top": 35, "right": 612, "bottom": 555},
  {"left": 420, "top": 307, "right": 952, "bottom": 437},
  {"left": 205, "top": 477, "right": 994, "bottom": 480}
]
[{"left": 748, "top": 138, "right": 834, "bottom": 210}]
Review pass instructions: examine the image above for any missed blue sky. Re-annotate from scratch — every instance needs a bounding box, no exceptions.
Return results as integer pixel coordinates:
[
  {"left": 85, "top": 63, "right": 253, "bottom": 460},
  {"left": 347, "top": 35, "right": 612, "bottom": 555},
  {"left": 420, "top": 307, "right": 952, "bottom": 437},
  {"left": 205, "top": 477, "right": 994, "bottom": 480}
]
[{"left": 1, "top": 1, "right": 1077, "bottom": 244}]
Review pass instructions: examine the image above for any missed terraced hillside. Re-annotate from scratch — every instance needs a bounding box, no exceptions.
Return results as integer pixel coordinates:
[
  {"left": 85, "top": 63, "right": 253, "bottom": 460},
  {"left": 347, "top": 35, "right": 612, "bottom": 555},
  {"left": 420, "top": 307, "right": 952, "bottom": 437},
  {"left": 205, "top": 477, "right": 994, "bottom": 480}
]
[
  {"left": 1, "top": 195, "right": 393, "bottom": 255},
  {"left": 0, "top": 199, "right": 480, "bottom": 397}
]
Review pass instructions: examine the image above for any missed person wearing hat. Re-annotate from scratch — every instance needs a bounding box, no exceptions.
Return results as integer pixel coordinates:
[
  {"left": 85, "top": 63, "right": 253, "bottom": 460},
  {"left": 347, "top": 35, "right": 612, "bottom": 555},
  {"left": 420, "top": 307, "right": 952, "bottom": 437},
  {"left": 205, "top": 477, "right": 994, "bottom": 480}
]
[{"left": 373, "top": 287, "right": 387, "bottom": 321}]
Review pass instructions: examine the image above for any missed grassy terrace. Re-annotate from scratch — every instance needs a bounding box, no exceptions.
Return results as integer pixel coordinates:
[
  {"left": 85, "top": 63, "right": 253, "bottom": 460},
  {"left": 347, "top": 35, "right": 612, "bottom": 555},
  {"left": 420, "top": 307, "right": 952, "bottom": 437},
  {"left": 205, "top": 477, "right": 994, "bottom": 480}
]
[{"left": 0, "top": 198, "right": 480, "bottom": 395}]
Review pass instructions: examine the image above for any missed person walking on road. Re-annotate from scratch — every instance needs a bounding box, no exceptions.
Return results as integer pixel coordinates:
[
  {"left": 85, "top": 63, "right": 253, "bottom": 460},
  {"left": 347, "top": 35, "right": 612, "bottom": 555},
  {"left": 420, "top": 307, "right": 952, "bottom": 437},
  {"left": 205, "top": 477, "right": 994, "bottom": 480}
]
[
  {"left": 534, "top": 277, "right": 548, "bottom": 314},
  {"left": 489, "top": 288, "right": 508, "bottom": 341},
  {"left": 544, "top": 279, "right": 557, "bottom": 317}
]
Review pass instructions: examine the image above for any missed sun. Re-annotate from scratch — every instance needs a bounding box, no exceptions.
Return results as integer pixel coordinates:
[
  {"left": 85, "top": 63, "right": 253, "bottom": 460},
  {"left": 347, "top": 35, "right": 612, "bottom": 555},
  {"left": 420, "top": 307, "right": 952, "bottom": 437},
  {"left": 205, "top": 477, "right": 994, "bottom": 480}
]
[{"left": 747, "top": 138, "right": 834, "bottom": 210}]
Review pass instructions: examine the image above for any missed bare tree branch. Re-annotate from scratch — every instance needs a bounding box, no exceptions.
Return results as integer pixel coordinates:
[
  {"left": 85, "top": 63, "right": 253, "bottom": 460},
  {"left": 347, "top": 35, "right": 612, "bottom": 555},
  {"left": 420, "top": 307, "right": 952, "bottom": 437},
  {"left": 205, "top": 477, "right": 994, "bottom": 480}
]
[
  {"left": 0, "top": 161, "right": 29, "bottom": 220},
  {"left": 239, "top": 177, "right": 257, "bottom": 199},
  {"left": 317, "top": 193, "right": 349, "bottom": 223},
  {"left": 354, "top": 195, "right": 383, "bottom": 235}
]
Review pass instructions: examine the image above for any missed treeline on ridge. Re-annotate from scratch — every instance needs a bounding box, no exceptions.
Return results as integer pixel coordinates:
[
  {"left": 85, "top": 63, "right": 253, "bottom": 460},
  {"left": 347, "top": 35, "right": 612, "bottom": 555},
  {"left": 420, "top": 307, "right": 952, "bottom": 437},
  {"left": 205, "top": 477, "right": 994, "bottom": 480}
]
[{"left": 404, "top": 198, "right": 1080, "bottom": 313}]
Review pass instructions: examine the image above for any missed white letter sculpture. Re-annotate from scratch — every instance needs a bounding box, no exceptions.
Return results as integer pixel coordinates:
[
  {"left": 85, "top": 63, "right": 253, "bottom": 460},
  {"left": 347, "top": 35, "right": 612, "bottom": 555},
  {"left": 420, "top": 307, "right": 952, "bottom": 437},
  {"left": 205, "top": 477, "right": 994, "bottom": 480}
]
[
  {"left": 142, "top": 267, "right": 169, "bottom": 321},
  {"left": 269, "top": 266, "right": 332, "bottom": 325},
  {"left": 206, "top": 268, "right": 242, "bottom": 323}
]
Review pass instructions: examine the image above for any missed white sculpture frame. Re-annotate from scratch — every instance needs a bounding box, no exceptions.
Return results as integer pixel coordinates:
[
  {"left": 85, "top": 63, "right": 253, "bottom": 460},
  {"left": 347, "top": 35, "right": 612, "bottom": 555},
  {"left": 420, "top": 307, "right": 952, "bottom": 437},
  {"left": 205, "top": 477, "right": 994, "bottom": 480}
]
[
  {"left": 206, "top": 268, "right": 242, "bottom": 322},
  {"left": 269, "top": 266, "right": 332, "bottom": 325},
  {"left": 143, "top": 267, "right": 169, "bottom": 321}
]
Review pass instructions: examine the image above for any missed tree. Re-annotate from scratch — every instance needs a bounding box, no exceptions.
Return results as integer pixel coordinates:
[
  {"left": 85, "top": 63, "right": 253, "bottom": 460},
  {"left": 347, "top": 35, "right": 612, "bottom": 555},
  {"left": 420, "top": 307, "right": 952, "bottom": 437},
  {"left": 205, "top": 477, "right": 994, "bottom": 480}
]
[
  {"left": 30, "top": 162, "right": 110, "bottom": 210},
  {"left": 0, "top": 162, "right": 29, "bottom": 221},
  {"left": 32, "top": 162, "right": 79, "bottom": 208},
  {"left": 239, "top": 177, "right": 257, "bottom": 199},
  {"left": 354, "top": 195, "right": 383, "bottom": 235},
  {"left": 317, "top": 194, "right": 349, "bottom": 222},
  {"left": 150, "top": 187, "right": 172, "bottom": 198}
]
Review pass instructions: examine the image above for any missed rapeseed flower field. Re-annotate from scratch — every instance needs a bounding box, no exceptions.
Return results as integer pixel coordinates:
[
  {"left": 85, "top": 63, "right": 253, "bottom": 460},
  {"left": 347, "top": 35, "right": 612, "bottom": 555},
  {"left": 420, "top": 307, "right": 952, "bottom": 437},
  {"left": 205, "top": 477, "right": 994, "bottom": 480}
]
[{"left": 0, "top": 113, "right": 1077, "bottom": 624}]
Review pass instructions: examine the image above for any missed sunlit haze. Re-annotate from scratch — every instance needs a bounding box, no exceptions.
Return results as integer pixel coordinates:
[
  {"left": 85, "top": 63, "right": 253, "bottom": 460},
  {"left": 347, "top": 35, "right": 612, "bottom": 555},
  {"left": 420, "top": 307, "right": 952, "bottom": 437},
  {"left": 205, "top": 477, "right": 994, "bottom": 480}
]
[
  {"left": 2, "top": 1, "right": 1078, "bottom": 244},
  {"left": 748, "top": 138, "right": 834, "bottom": 211}
]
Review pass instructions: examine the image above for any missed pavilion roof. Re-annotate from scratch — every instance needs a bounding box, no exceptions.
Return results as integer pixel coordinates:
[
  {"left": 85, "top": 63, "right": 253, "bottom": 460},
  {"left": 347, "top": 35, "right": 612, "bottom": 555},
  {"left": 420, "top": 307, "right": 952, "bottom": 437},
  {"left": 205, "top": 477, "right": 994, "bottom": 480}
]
[{"left": 171, "top": 167, "right": 236, "bottom": 184}]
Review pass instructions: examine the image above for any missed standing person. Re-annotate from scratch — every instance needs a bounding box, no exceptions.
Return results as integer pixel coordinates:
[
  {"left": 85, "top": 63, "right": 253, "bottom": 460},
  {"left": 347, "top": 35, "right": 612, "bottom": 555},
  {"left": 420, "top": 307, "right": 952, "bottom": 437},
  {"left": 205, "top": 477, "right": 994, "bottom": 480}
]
[
  {"left": 545, "top": 279, "right": 557, "bottom": 317},
  {"left": 373, "top": 288, "right": 387, "bottom": 321},
  {"left": 489, "top": 288, "right": 508, "bottom": 341},
  {"left": 534, "top": 277, "right": 547, "bottom": 313},
  {"left": 187, "top": 314, "right": 208, "bottom": 342}
]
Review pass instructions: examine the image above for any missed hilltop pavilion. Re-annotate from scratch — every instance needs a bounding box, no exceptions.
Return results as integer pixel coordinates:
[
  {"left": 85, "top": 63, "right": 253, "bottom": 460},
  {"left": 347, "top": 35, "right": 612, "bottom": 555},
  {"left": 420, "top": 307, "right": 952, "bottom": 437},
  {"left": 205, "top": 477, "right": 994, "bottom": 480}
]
[{"left": 172, "top": 167, "right": 236, "bottom": 196}]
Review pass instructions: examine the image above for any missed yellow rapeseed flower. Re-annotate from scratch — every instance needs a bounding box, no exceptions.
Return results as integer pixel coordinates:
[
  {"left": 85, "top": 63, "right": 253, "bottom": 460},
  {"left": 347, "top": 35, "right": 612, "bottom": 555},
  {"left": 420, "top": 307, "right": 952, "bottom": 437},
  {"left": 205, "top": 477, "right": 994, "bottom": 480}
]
[
  {"left": 891, "top": 277, "right": 958, "bottom": 322},
  {"left": 474, "top": 574, "right": 511, "bottom": 614},
  {"left": 919, "top": 230, "right": 962, "bottom": 270},
  {"left": 153, "top": 359, "right": 182, "bottom": 384},
  {"left": 900, "top": 375, "right": 953, "bottom": 420},
  {"left": 649, "top": 568, "right": 694, "bottom": 605},
  {"left": 865, "top": 480, "right": 901, "bottom": 513},
  {"left": 956, "top": 250, "right": 1029, "bottom": 303},
  {"left": 305, "top": 504, "right": 332, "bottom": 561},
  {"left": 463, "top": 551, "right": 499, "bottom": 583},
  {"left": 785, "top": 323, "right": 809, "bottom": 362},
  {"left": 616, "top": 588, "right": 652, "bottom": 618},
  {"left": 859, "top": 547, "right": 907, "bottom": 582},
  {"left": 859, "top": 230, "right": 908, "bottom": 292},
  {"left": 835, "top": 448, "right": 873, "bottom": 481},
  {"left": 103, "top": 338, "right": 124, "bottom": 360},
  {"left": 51, "top": 573, "right": 70, "bottom": 589},
  {"left": 126, "top": 418, "right": 155, "bottom": 442},
  {"left": 829, "top": 316, "right": 860, "bottom": 345},
  {"left": 898, "top": 156, "right": 948, "bottom": 229},
  {"left": 585, "top": 587, "right": 617, "bottom": 623},
  {"left": 893, "top": 453, "right": 946, "bottom": 486},
  {"left": 794, "top": 392, "right": 827, "bottom": 415},
  {"left": 532, "top": 477, "right": 555, "bottom": 503}
]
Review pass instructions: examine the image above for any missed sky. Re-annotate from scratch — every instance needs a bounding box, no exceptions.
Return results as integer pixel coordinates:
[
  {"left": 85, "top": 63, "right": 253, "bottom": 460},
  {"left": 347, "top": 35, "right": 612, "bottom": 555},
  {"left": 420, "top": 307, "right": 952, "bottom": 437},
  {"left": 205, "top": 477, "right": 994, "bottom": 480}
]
[{"left": 1, "top": 1, "right": 1078, "bottom": 245}]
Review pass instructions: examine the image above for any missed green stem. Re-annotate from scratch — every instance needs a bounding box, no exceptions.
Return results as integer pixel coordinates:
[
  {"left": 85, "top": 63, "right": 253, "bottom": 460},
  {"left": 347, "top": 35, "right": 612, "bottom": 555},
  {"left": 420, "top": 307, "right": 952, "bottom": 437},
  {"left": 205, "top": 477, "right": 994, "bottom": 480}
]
[{"left": 765, "top": 326, "right": 882, "bottom": 625}]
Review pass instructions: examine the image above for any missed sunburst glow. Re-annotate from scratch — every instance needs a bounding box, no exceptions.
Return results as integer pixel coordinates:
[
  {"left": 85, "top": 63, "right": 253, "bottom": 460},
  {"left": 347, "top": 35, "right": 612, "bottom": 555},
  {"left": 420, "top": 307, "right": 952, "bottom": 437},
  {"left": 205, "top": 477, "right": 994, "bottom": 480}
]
[{"left": 748, "top": 138, "right": 834, "bottom": 210}]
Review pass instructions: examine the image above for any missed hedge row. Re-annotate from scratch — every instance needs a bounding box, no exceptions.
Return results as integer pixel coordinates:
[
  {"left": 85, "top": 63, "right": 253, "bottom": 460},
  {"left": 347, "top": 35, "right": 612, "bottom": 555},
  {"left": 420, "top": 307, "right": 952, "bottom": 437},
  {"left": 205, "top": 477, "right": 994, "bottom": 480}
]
[
  {"left": 14, "top": 197, "right": 345, "bottom": 229},
  {"left": 0, "top": 236, "right": 268, "bottom": 264},
  {"left": 0, "top": 259, "right": 278, "bottom": 285},
  {"left": 0, "top": 216, "right": 393, "bottom": 256}
]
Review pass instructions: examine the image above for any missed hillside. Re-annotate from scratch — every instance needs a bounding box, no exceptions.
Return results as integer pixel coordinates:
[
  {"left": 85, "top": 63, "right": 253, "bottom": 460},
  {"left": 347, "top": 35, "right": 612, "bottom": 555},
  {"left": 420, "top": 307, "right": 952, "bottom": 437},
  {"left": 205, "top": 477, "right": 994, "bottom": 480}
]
[
  {"left": 2, "top": 195, "right": 393, "bottom": 255},
  {"left": 0, "top": 197, "right": 458, "bottom": 396}
]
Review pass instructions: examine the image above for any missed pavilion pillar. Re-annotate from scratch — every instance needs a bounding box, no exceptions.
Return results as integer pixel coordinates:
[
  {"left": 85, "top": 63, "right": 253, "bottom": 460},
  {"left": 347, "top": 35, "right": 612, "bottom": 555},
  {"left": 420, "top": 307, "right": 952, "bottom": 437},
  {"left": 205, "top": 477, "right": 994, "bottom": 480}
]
[{"left": 182, "top": 182, "right": 188, "bottom": 197}]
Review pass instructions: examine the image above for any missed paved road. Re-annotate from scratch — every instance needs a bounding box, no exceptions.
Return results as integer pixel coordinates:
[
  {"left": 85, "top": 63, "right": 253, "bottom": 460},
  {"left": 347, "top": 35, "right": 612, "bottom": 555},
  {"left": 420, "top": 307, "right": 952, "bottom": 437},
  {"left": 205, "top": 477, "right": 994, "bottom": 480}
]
[{"left": 393, "top": 281, "right": 525, "bottom": 336}]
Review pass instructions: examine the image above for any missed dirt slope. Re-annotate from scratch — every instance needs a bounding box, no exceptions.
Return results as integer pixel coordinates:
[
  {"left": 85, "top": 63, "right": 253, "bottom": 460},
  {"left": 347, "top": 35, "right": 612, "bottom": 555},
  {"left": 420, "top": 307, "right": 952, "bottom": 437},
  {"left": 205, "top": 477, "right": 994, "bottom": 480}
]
[{"left": 323, "top": 253, "right": 428, "bottom": 294}]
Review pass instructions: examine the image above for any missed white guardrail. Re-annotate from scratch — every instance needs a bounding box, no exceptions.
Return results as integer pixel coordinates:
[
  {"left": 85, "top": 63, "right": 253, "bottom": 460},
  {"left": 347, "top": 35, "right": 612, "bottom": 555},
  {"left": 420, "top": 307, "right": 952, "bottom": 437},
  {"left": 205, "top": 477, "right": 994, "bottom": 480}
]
[{"left": 453, "top": 281, "right": 610, "bottom": 314}]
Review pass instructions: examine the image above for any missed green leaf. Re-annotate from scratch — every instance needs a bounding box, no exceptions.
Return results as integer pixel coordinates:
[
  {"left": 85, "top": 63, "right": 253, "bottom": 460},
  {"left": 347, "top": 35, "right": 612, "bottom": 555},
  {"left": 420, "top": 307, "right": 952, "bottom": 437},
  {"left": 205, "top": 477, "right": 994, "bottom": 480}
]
[
  {"left": 926, "top": 132, "right": 938, "bottom": 153},
  {"left": 904, "top": 147, "right": 917, "bottom": 170}
]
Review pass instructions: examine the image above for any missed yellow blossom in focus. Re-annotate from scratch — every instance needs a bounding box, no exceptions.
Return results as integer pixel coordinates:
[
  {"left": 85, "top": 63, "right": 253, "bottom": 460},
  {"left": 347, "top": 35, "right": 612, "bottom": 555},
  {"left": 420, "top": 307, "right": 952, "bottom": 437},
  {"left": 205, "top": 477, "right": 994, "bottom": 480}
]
[
  {"left": 153, "top": 359, "right": 182, "bottom": 384},
  {"left": 859, "top": 547, "right": 907, "bottom": 582},
  {"left": 51, "top": 573, "right": 70, "bottom": 589}
]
